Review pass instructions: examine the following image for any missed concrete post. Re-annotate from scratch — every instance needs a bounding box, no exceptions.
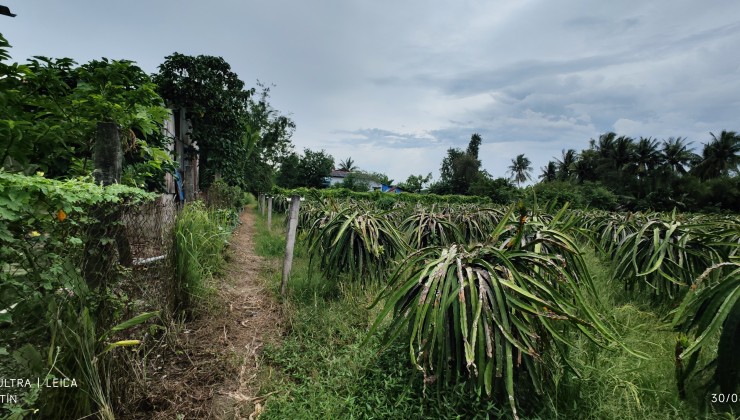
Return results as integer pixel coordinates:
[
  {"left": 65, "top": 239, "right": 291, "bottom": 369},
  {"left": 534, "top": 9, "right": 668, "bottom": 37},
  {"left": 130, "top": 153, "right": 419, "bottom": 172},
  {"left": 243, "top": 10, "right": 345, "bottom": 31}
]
[
  {"left": 281, "top": 195, "right": 301, "bottom": 296},
  {"left": 267, "top": 196, "right": 273, "bottom": 231}
]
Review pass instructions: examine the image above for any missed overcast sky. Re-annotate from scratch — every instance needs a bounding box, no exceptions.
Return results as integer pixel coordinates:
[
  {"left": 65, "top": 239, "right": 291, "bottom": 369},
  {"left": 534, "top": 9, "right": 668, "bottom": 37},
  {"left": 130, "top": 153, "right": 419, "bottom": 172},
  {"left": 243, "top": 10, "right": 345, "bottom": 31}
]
[{"left": 3, "top": 1, "right": 739, "bottom": 184}]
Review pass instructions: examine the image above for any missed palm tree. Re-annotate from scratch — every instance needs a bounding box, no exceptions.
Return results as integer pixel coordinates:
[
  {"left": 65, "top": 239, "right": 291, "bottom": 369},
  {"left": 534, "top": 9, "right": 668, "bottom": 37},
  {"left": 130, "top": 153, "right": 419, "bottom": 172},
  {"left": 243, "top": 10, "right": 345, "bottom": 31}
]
[
  {"left": 692, "top": 130, "right": 740, "bottom": 179},
  {"left": 595, "top": 132, "right": 617, "bottom": 160},
  {"left": 539, "top": 161, "right": 557, "bottom": 182},
  {"left": 612, "top": 135, "right": 636, "bottom": 174},
  {"left": 661, "top": 137, "right": 698, "bottom": 175},
  {"left": 573, "top": 149, "right": 598, "bottom": 182},
  {"left": 633, "top": 137, "right": 662, "bottom": 177},
  {"left": 508, "top": 154, "right": 532, "bottom": 187},
  {"left": 338, "top": 157, "right": 357, "bottom": 172},
  {"left": 555, "top": 149, "right": 578, "bottom": 180}
]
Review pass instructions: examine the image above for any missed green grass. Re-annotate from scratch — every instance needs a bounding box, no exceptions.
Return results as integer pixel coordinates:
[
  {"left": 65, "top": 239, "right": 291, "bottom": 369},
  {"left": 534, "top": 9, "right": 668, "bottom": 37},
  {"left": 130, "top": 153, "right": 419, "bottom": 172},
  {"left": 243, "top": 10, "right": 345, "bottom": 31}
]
[
  {"left": 174, "top": 201, "right": 232, "bottom": 316},
  {"left": 542, "top": 249, "right": 733, "bottom": 420},
  {"left": 252, "top": 210, "right": 735, "bottom": 419}
]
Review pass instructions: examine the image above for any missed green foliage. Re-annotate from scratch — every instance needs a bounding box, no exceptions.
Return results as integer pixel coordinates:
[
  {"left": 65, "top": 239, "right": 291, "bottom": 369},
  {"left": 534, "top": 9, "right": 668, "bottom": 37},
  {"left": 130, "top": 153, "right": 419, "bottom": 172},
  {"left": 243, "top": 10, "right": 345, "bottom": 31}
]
[
  {"left": 672, "top": 263, "right": 740, "bottom": 396},
  {"left": 337, "top": 172, "right": 372, "bottom": 192},
  {"left": 274, "top": 186, "right": 492, "bottom": 206},
  {"left": 526, "top": 181, "right": 618, "bottom": 210},
  {"left": 468, "top": 176, "right": 520, "bottom": 205},
  {"left": 368, "top": 206, "right": 627, "bottom": 419},
  {"left": 306, "top": 205, "right": 407, "bottom": 283},
  {"left": 543, "top": 250, "right": 711, "bottom": 420},
  {"left": 205, "top": 179, "right": 246, "bottom": 211},
  {"left": 155, "top": 54, "right": 294, "bottom": 190},
  {"left": 275, "top": 152, "right": 301, "bottom": 188},
  {"left": 400, "top": 206, "right": 462, "bottom": 248},
  {"left": 337, "top": 156, "right": 357, "bottom": 172},
  {"left": 692, "top": 131, "right": 740, "bottom": 179},
  {"left": 539, "top": 131, "right": 739, "bottom": 212},
  {"left": 507, "top": 154, "right": 533, "bottom": 187},
  {"left": 431, "top": 134, "right": 487, "bottom": 195},
  {"left": 583, "top": 211, "right": 730, "bottom": 301},
  {"left": 0, "top": 171, "right": 159, "bottom": 418},
  {"left": 276, "top": 148, "right": 334, "bottom": 189},
  {"left": 255, "top": 219, "right": 511, "bottom": 419},
  {"left": 0, "top": 171, "right": 154, "bottom": 298},
  {"left": 397, "top": 172, "right": 432, "bottom": 193},
  {"left": 0, "top": 34, "right": 172, "bottom": 188},
  {"left": 173, "top": 201, "right": 232, "bottom": 315},
  {"left": 258, "top": 202, "right": 733, "bottom": 418}
]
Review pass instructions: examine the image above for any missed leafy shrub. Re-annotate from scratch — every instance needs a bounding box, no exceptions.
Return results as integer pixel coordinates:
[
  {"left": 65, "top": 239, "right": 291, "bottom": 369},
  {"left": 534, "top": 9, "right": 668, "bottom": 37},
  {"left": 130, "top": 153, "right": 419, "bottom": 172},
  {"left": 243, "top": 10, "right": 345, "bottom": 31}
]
[
  {"left": 0, "top": 171, "right": 156, "bottom": 417},
  {"left": 205, "top": 179, "right": 246, "bottom": 210}
]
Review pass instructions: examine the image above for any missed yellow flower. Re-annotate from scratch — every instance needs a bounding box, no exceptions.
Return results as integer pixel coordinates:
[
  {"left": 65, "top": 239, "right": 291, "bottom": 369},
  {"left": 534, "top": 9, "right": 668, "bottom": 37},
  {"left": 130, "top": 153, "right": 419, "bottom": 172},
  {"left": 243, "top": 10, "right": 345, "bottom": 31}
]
[
  {"left": 35, "top": 171, "right": 44, "bottom": 177},
  {"left": 29, "top": 231, "right": 41, "bottom": 238}
]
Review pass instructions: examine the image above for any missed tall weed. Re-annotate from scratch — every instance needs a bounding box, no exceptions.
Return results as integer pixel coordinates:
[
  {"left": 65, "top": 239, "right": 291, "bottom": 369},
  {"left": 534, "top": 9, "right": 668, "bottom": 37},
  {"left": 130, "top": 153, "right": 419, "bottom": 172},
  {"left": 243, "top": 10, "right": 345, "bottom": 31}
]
[{"left": 174, "top": 201, "right": 231, "bottom": 315}]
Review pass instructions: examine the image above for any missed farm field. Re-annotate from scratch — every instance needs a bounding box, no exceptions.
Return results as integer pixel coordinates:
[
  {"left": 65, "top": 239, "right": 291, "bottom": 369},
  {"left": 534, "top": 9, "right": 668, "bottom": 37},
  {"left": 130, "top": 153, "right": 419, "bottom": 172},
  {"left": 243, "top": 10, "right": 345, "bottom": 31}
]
[
  {"left": 250, "top": 194, "right": 739, "bottom": 419},
  {"left": 2, "top": 16, "right": 740, "bottom": 418}
]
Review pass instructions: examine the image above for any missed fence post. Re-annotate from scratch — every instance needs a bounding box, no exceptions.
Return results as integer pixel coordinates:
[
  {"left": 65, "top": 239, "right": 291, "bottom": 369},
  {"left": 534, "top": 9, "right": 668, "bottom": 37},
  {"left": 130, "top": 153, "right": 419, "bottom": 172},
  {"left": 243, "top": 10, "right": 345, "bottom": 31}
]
[
  {"left": 84, "top": 122, "right": 124, "bottom": 292},
  {"left": 267, "top": 196, "right": 273, "bottom": 231},
  {"left": 259, "top": 193, "right": 265, "bottom": 214},
  {"left": 281, "top": 195, "right": 301, "bottom": 296}
]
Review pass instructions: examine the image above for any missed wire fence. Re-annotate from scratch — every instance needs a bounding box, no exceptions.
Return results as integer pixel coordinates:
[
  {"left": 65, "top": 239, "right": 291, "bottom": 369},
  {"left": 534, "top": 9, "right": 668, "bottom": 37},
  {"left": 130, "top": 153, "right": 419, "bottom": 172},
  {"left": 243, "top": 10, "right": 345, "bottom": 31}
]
[{"left": 0, "top": 191, "right": 180, "bottom": 418}]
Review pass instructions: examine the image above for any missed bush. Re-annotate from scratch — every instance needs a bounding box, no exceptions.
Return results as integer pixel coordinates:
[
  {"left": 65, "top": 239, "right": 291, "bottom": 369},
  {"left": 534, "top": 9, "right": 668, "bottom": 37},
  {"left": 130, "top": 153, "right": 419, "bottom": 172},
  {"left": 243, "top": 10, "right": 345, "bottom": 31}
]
[{"left": 205, "top": 179, "right": 246, "bottom": 210}]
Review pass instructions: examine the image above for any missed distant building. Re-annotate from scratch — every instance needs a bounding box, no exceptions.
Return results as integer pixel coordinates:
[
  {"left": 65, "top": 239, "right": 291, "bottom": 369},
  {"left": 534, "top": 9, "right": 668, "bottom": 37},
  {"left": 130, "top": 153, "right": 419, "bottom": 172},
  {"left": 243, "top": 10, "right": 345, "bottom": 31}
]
[
  {"left": 381, "top": 184, "right": 404, "bottom": 194},
  {"left": 323, "top": 170, "right": 351, "bottom": 187},
  {"left": 323, "top": 170, "right": 404, "bottom": 192}
]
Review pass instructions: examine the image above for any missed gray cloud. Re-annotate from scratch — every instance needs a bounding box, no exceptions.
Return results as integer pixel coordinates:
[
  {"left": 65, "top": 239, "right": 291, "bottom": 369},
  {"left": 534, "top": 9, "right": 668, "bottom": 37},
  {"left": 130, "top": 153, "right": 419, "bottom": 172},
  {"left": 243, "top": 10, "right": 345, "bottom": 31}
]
[
  {"left": 334, "top": 128, "right": 441, "bottom": 149},
  {"left": 3, "top": 0, "right": 740, "bottom": 183}
]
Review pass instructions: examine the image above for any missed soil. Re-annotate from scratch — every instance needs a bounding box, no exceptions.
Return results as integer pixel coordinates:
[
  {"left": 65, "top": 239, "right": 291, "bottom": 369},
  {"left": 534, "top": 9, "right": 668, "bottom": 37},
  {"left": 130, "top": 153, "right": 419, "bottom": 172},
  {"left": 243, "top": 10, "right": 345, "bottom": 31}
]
[{"left": 133, "top": 209, "right": 283, "bottom": 419}]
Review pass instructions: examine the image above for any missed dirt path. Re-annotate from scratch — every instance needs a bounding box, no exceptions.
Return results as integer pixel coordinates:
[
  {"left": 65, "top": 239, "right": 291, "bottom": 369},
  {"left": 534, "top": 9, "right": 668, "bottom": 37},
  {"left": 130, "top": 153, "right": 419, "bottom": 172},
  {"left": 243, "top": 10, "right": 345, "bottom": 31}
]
[{"left": 142, "top": 209, "right": 283, "bottom": 419}]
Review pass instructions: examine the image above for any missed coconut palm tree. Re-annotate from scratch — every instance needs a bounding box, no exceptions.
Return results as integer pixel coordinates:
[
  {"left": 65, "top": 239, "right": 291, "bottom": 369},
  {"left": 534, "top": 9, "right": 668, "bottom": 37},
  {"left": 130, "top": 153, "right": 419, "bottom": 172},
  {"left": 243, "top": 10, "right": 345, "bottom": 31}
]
[
  {"left": 692, "top": 130, "right": 740, "bottom": 179},
  {"left": 555, "top": 149, "right": 578, "bottom": 180},
  {"left": 338, "top": 157, "right": 357, "bottom": 172},
  {"left": 508, "top": 154, "right": 532, "bottom": 187},
  {"left": 595, "top": 132, "right": 617, "bottom": 160},
  {"left": 633, "top": 137, "right": 662, "bottom": 177},
  {"left": 612, "top": 135, "right": 636, "bottom": 174},
  {"left": 539, "top": 161, "right": 557, "bottom": 182},
  {"left": 573, "top": 149, "right": 598, "bottom": 182},
  {"left": 661, "top": 137, "right": 698, "bottom": 175}
]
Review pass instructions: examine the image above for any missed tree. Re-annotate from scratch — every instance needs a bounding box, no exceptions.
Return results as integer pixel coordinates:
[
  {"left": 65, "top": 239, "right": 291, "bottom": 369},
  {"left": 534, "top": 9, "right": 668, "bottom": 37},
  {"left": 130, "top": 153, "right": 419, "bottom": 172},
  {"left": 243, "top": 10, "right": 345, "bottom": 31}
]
[
  {"left": 338, "top": 157, "right": 357, "bottom": 172},
  {"left": 692, "top": 130, "right": 740, "bottom": 179},
  {"left": 466, "top": 133, "right": 482, "bottom": 159},
  {"left": 437, "top": 134, "right": 484, "bottom": 194},
  {"left": 0, "top": 34, "right": 171, "bottom": 189},
  {"left": 612, "top": 136, "right": 636, "bottom": 174},
  {"left": 154, "top": 54, "right": 294, "bottom": 191},
  {"left": 507, "top": 154, "right": 532, "bottom": 187},
  {"left": 275, "top": 152, "right": 301, "bottom": 188},
  {"left": 398, "top": 173, "right": 432, "bottom": 193},
  {"left": 339, "top": 173, "right": 371, "bottom": 192},
  {"left": 299, "top": 149, "right": 334, "bottom": 188},
  {"left": 155, "top": 53, "right": 252, "bottom": 188},
  {"left": 661, "top": 137, "right": 698, "bottom": 175},
  {"left": 469, "top": 176, "right": 518, "bottom": 204},
  {"left": 358, "top": 170, "right": 393, "bottom": 186},
  {"left": 573, "top": 149, "right": 598, "bottom": 183},
  {"left": 555, "top": 149, "right": 578, "bottom": 180},
  {"left": 539, "top": 161, "right": 557, "bottom": 182},
  {"left": 595, "top": 132, "right": 617, "bottom": 160},
  {"left": 633, "top": 137, "right": 662, "bottom": 177}
]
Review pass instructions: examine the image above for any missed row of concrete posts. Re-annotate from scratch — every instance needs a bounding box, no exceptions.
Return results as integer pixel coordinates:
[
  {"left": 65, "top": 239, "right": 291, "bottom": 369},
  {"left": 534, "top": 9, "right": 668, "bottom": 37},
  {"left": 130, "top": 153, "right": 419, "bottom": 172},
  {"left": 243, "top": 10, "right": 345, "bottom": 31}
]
[{"left": 258, "top": 194, "right": 300, "bottom": 296}]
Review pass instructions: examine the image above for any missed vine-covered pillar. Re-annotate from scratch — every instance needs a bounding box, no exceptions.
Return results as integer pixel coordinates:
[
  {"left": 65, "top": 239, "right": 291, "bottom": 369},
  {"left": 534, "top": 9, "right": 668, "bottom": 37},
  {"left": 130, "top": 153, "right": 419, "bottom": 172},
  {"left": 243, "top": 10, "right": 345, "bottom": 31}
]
[
  {"left": 84, "top": 122, "right": 126, "bottom": 295},
  {"left": 91, "top": 122, "right": 122, "bottom": 185}
]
